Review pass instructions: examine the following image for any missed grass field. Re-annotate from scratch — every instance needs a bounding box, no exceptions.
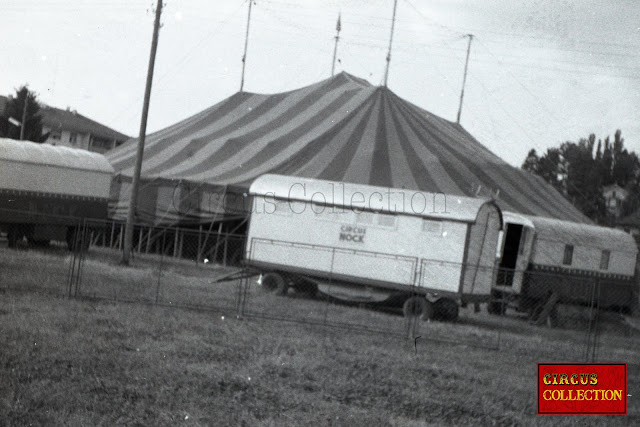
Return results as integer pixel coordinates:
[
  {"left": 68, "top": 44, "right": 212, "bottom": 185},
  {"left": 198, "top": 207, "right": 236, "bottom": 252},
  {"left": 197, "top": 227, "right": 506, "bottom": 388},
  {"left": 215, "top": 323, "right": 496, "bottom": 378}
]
[{"left": 1, "top": 246, "right": 639, "bottom": 425}]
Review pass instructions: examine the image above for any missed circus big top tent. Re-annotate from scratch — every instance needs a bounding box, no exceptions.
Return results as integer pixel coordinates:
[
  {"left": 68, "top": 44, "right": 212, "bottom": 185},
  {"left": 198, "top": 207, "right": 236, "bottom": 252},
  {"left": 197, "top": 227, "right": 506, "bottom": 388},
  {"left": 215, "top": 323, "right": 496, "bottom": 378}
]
[{"left": 107, "top": 72, "right": 588, "bottom": 225}]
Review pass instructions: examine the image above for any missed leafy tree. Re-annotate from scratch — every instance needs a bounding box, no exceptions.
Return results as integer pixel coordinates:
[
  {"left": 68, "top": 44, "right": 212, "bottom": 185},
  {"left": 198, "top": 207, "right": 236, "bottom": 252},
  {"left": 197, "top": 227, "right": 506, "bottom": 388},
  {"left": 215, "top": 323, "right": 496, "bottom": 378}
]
[
  {"left": 0, "top": 85, "right": 48, "bottom": 142},
  {"left": 534, "top": 147, "right": 565, "bottom": 194},
  {"left": 521, "top": 149, "right": 539, "bottom": 173},
  {"left": 560, "top": 136, "right": 604, "bottom": 221},
  {"left": 521, "top": 130, "right": 637, "bottom": 223}
]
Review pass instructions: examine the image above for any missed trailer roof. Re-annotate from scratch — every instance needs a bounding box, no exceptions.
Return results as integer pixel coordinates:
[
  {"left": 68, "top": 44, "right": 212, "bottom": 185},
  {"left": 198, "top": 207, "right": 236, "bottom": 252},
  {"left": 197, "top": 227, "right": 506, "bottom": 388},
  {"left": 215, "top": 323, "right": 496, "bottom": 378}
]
[
  {"left": 502, "top": 211, "right": 535, "bottom": 228},
  {"left": 0, "top": 137, "right": 114, "bottom": 174},
  {"left": 250, "top": 174, "right": 499, "bottom": 223},
  {"left": 528, "top": 215, "right": 638, "bottom": 253}
]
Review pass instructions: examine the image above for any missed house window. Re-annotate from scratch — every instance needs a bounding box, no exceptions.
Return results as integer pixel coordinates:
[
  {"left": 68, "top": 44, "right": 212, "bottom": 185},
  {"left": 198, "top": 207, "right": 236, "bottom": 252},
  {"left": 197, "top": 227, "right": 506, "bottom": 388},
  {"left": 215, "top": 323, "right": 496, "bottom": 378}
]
[
  {"left": 69, "top": 132, "right": 77, "bottom": 145},
  {"left": 51, "top": 131, "right": 61, "bottom": 140},
  {"left": 563, "top": 244, "right": 574, "bottom": 265},
  {"left": 600, "top": 250, "right": 610, "bottom": 270}
]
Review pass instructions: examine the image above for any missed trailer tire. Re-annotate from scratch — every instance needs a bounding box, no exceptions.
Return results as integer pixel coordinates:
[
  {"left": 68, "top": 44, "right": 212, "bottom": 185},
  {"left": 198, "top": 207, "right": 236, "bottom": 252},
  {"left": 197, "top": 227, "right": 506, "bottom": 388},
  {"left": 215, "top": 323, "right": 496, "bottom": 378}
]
[
  {"left": 293, "top": 279, "right": 318, "bottom": 297},
  {"left": 7, "top": 225, "right": 19, "bottom": 248},
  {"left": 434, "top": 298, "right": 459, "bottom": 321},
  {"left": 261, "top": 273, "right": 288, "bottom": 296},
  {"left": 66, "top": 227, "right": 90, "bottom": 252},
  {"left": 403, "top": 296, "right": 432, "bottom": 319},
  {"left": 487, "top": 300, "right": 506, "bottom": 315}
]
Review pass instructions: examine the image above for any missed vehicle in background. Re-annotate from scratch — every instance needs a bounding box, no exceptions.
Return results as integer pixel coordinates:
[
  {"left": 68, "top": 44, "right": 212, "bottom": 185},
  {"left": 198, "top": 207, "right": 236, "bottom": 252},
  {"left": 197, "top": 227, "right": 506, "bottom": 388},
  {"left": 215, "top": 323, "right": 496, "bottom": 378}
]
[
  {"left": 490, "top": 212, "right": 638, "bottom": 319},
  {"left": 245, "top": 174, "right": 503, "bottom": 321},
  {"left": 0, "top": 137, "right": 114, "bottom": 250}
]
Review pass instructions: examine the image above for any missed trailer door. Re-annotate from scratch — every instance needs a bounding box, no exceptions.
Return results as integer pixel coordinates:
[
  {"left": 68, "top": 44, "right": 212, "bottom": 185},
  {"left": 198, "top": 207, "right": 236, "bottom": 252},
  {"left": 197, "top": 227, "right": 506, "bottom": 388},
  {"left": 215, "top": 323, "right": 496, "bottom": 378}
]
[{"left": 460, "top": 203, "right": 502, "bottom": 298}]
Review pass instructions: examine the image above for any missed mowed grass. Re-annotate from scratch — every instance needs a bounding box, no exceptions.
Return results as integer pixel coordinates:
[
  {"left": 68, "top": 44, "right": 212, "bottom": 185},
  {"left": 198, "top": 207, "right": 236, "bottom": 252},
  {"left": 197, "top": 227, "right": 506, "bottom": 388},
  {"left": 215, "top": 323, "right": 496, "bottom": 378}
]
[
  {"left": 1, "top": 246, "right": 639, "bottom": 425},
  {"left": 0, "top": 296, "right": 638, "bottom": 425}
]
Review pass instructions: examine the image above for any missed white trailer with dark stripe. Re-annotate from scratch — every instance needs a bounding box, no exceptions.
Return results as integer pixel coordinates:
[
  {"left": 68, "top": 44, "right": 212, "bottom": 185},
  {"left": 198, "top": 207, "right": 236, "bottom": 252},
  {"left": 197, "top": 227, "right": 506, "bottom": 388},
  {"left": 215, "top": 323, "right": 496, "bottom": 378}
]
[
  {"left": 491, "top": 212, "right": 638, "bottom": 317},
  {"left": 0, "top": 137, "right": 114, "bottom": 249},
  {"left": 245, "top": 174, "right": 503, "bottom": 320}
]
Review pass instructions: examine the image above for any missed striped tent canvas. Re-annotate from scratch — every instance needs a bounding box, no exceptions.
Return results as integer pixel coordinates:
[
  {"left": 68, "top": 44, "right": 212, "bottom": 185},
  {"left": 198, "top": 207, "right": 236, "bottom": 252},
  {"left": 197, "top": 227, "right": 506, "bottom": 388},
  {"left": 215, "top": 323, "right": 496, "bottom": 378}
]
[{"left": 107, "top": 72, "right": 588, "bottom": 225}]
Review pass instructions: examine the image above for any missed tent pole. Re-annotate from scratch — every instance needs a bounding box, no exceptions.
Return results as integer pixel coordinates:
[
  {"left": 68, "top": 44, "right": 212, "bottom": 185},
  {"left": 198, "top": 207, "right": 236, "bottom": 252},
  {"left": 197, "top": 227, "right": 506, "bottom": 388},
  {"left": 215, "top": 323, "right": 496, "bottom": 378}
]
[
  {"left": 331, "top": 14, "right": 341, "bottom": 76},
  {"left": 122, "top": 0, "right": 162, "bottom": 265},
  {"left": 456, "top": 34, "right": 474, "bottom": 124},
  {"left": 383, "top": 0, "right": 398, "bottom": 87},
  {"left": 240, "top": 0, "right": 253, "bottom": 92}
]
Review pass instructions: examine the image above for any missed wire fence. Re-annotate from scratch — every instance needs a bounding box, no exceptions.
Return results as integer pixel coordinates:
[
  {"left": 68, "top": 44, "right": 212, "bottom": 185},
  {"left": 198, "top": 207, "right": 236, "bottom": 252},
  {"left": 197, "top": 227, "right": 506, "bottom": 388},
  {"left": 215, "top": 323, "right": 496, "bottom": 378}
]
[{"left": 1, "top": 213, "right": 639, "bottom": 366}]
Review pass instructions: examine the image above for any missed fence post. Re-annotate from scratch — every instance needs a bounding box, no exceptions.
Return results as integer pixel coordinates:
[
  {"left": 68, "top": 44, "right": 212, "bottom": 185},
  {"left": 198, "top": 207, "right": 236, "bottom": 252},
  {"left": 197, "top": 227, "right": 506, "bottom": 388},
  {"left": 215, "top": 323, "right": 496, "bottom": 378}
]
[
  {"left": 110, "top": 221, "right": 115, "bottom": 248},
  {"left": 137, "top": 226, "right": 143, "bottom": 253},
  {"left": 197, "top": 225, "right": 203, "bottom": 266},
  {"left": 173, "top": 229, "right": 179, "bottom": 258},
  {"left": 118, "top": 224, "right": 124, "bottom": 249},
  {"left": 146, "top": 227, "right": 152, "bottom": 254},
  {"left": 223, "top": 234, "right": 228, "bottom": 267}
]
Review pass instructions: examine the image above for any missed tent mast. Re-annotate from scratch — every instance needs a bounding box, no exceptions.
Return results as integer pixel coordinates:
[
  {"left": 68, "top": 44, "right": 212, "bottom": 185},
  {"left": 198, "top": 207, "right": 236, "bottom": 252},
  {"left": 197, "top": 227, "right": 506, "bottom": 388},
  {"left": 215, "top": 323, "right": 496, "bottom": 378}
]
[
  {"left": 240, "top": 0, "right": 253, "bottom": 92},
  {"left": 122, "top": 0, "right": 163, "bottom": 265},
  {"left": 456, "top": 34, "right": 474, "bottom": 124},
  {"left": 383, "top": 0, "right": 398, "bottom": 87},
  {"left": 331, "top": 14, "right": 342, "bottom": 76}
]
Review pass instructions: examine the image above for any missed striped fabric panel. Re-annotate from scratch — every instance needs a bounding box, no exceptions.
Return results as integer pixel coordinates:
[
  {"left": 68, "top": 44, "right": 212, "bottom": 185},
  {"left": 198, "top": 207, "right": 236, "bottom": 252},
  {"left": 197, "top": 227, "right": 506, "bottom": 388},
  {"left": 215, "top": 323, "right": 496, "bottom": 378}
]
[
  {"left": 108, "top": 72, "right": 589, "bottom": 224},
  {"left": 109, "top": 92, "right": 256, "bottom": 170},
  {"left": 188, "top": 88, "right": 367, "bottom": 183}
]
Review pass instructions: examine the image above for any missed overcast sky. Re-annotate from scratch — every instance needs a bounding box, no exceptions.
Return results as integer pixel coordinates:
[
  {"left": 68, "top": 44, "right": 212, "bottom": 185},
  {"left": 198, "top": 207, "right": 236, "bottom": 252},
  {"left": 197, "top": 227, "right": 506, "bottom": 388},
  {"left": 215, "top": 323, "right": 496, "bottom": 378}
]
[{"left": 1, "top": 0, "right": 638, "bottom": 167}]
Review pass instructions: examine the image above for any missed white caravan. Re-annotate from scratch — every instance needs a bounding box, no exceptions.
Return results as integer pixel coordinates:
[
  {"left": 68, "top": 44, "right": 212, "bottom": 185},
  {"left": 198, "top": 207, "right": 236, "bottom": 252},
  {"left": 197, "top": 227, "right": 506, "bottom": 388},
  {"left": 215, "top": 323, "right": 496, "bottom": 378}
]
[
  {"left": 491, "top": 212, "right": 638, "bottom": 316},
  {"left": 245, "top": 174, "right": 503, "bottom": 320}
]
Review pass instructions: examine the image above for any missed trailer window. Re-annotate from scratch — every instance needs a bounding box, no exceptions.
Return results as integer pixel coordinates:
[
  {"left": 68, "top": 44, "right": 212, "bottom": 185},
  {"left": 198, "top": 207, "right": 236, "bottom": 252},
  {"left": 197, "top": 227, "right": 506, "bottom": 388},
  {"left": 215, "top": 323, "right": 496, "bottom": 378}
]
[
  {"left": 422, "top": 219, "right": 442, "bottom": 234},
  {"left": 272, "top": 200, "right": 292, "bottom": 216},
  {"left": 600, "top": 250, "right": 610, "bottom": 270},
  {"left": 376, "top": 214, "right": 397, "bottom": 228},
  {"left": 356, "top": 212, "right": 375, "bottom": 225},
  {"left": 563, "top": 244, "right": 574, "bottom": 265}
]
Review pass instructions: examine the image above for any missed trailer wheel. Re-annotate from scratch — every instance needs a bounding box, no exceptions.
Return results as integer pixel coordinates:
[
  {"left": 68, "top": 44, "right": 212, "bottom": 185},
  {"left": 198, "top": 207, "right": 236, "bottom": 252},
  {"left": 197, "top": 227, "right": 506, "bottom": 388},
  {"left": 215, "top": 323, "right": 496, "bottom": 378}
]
[
  {"left": 434, "top": 298, "right": 459, "bottom": 321},
  {"left": 7, "top": 225, "right": 19, "bottom": 248},
  {"left": 487, "top": 300, "right": 506, "bottom": 315},
  {"left": 403, "top": 296, "right": 433, "bottom": 319},
  {"left": 293, "top": 279, "right": 318, "bottom": 297},
  {"left": 66, "top": 227, "right": 90, "bottom": 252},
  {"left": 261, "top": 273, "right": 288, "bottom": 296}
]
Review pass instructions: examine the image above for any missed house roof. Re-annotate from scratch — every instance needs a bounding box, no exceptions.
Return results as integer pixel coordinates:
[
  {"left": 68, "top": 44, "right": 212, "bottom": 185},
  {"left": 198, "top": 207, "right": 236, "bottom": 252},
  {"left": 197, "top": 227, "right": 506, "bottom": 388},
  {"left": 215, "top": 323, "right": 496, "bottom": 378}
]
[
  {"left": 107, "top": 71, "right": 590, "bottom": 224},
  {"left": 39, "top": 104, "right": 129, "bottom": 141},
  {"left": 617, "top": 209, "right": 640, "bottom": 227}
]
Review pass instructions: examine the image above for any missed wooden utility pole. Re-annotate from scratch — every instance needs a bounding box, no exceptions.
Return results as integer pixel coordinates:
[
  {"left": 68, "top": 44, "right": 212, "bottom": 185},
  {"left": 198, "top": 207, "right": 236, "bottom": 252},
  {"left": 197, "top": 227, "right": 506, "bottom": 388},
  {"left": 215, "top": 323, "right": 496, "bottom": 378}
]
[
  {"left": 20, "top": 93, "right": 28, "bottom": 140},
  {"left": 456, "top": 34, "right": 474, "bottom": 124},
  {"left": 331, "top": 14, "right": 341, "bottom": 76},
  {"left": 122, "top": 0, "right": 163, "bottom": 265},
  {"left": 240, "top": 0, "right": 253, "bottom": 92},
  {"left": 383, "top": 0, "right": 398, "bottom": 87}
]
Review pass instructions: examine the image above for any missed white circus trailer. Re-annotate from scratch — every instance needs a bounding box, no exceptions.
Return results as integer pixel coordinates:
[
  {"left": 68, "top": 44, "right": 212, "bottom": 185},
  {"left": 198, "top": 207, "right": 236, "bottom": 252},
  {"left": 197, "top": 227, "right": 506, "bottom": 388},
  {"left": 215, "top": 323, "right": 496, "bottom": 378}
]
[
  {"left": 245, "top": 174, "right": 503, "bottom": 320},
  {"left": 491, "top": 212, "right": 638, "bottom": 315},
  {"left": 0, "top": 137, "right": 114, "bottom": 249}
]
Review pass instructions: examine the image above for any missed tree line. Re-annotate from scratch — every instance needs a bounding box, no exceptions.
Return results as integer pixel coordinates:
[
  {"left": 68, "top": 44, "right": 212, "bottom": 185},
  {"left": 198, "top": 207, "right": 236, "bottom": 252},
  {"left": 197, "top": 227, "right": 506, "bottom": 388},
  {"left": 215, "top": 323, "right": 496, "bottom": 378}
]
[
  {"left": 522, "top": 130, "right": 639, "bottom": 224},
  {"left": 0, "top": 85, "right": 47, "bottom": 142}
]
